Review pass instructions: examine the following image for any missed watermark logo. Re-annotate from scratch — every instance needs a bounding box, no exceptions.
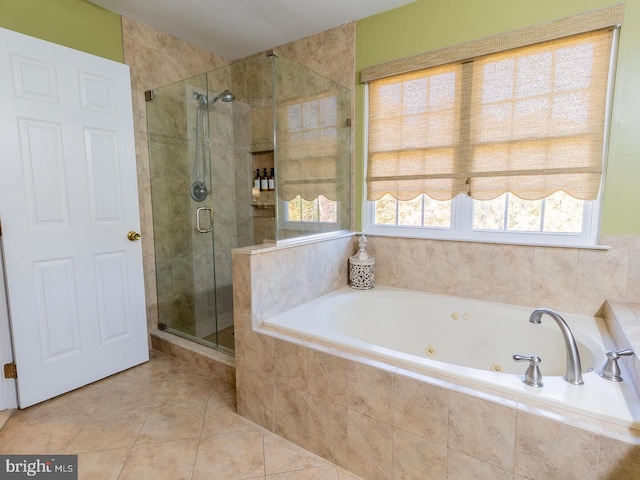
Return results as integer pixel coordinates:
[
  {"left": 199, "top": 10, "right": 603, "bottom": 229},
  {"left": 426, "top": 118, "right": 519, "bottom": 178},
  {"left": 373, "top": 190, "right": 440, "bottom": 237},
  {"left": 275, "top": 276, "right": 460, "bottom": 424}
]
[{"left": 0, "top": 456, "right": 77, "bottom": 479}]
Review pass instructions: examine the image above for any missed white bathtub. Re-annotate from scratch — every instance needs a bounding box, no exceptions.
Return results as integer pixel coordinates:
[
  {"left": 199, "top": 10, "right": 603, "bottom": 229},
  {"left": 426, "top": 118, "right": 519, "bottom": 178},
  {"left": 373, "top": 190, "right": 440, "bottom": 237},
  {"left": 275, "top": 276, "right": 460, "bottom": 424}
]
[{"left": 264, "top": 285, "right": 640, "bottom": 428}]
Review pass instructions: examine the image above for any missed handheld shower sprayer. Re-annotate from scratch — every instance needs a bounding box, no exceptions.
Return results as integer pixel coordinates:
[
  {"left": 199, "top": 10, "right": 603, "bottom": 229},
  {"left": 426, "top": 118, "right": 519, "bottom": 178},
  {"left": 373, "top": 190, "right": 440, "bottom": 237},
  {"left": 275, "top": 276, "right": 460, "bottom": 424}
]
[{"left": 190, "top": 89, "right": 235, "bottom": 202}]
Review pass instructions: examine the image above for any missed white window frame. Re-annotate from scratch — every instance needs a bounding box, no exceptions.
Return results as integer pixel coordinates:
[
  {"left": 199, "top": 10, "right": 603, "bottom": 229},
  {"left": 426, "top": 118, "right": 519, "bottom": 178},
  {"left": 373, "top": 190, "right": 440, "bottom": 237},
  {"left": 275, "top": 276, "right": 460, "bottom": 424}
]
[{"left": 363, "top": 27, "right": 618, "bottom": 249}]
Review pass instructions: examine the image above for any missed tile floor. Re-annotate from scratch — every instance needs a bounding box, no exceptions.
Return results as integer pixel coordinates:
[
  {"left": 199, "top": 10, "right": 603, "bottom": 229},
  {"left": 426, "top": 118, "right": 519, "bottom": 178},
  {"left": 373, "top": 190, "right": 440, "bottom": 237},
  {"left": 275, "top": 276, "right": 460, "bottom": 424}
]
[{"left": 0, "top": 350, "right": 362, "bottom": 480}]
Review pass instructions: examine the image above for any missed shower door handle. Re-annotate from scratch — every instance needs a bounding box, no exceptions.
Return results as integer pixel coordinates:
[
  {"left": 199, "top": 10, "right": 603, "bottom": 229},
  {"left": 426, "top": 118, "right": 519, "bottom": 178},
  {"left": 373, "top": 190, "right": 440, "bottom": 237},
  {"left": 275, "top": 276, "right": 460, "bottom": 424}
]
[{"left": 196, "top": 206, "right": 213, "bottom": 233}]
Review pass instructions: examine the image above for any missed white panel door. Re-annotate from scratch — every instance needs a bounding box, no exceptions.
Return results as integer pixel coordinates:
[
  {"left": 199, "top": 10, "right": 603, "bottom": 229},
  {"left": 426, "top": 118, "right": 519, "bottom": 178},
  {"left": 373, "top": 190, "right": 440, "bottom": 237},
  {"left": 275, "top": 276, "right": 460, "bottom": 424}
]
[{"left": 0, "top": 27, "right": 148, "bottom": 407}]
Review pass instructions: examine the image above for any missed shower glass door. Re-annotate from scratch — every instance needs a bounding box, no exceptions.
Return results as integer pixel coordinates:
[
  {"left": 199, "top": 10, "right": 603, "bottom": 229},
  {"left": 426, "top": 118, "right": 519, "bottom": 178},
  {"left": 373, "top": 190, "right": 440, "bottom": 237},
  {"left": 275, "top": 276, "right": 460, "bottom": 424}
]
[{"left": 147, "top": 71, "right": 238, "bottom": 353}]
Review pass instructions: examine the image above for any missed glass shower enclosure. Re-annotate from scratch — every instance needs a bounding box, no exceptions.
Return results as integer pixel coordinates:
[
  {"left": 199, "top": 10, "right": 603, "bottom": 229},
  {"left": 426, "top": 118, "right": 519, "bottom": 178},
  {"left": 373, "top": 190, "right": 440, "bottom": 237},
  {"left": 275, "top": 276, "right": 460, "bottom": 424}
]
[{"left": 146, "top": 54, "right": 351, "bottom": 353}]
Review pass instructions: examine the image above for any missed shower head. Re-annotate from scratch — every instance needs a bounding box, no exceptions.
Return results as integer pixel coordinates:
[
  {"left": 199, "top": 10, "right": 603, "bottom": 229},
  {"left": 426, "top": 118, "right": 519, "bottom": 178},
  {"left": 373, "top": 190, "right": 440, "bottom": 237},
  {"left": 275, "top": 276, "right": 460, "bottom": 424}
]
[
  {"left": 193, "top": 90, "right": 234, "bottom": 108},
  {"left": 193, "top": 91, "right": 208, "bottom": 106},
  {"left": 209, "top": 89, "right": 235, "bottom": 106}
]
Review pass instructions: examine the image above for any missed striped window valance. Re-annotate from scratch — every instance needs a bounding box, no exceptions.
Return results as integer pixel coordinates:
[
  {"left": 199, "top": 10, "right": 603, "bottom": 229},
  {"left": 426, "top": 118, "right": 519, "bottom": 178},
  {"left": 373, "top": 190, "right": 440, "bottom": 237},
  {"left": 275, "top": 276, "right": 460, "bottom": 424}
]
[{"left": 365, "top": 5, "right": 622, "bottom": 202}]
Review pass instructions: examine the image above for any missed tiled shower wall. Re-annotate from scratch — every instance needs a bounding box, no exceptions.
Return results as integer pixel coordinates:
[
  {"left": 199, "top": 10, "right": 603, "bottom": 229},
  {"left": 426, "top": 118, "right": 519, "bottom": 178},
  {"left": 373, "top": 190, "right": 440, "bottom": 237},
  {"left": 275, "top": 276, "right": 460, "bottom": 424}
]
[
  {"left": 234, "top": 233, "right": 640, "bottom": 480},
  {"left": 123, "top": 16, "right": 355, "bottom": 338},
  {"left": 122, "top": 17, "right": 229, "bottom": 336}
]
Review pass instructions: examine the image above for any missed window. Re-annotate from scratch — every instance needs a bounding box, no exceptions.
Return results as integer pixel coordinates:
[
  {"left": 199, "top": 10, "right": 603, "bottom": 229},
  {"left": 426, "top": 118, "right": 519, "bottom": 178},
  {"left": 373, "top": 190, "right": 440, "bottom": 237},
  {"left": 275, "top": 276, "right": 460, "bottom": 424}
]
[
  {"left": 286, "top": 194, "right": 338, "bottom": 223},
  {"left": 279, "top": 93, "right": 341, "bottom": 226},
  {"left": 363, "top": 7, "right": 621, "bottom": 246}
]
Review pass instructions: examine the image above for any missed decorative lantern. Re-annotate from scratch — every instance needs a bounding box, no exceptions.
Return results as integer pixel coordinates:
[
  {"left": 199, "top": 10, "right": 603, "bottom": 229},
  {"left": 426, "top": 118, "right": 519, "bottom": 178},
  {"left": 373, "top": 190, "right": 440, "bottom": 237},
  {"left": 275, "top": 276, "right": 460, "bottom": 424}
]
[{"left": 349, "top": 235, "right": 375, "bottom": 289}]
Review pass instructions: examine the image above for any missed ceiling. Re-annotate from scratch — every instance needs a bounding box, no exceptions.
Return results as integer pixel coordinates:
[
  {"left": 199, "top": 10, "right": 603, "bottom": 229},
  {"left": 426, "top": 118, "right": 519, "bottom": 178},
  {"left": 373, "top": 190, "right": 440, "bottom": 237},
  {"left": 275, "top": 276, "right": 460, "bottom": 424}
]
[{"left": 89, "top": 0, "right": 416, "bottom": 60}]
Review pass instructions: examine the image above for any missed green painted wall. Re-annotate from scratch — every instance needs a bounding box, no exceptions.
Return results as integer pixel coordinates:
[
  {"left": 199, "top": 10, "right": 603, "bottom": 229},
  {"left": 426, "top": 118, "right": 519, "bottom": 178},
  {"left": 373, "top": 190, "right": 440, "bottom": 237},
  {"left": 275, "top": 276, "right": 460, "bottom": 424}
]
[
  {"left": 356, "top": 0, "right": 640, "bottom": 236},
  {"left": 0, "top": 0, "right": 123, "bottom": 62}
]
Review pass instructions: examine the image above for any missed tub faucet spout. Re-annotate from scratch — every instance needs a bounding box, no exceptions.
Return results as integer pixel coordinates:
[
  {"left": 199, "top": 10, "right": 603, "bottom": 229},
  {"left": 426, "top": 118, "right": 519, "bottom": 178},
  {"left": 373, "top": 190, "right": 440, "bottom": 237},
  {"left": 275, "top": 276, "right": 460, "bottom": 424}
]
[{"left": 529, "top": 308, "right": 583, "bottom": 385}]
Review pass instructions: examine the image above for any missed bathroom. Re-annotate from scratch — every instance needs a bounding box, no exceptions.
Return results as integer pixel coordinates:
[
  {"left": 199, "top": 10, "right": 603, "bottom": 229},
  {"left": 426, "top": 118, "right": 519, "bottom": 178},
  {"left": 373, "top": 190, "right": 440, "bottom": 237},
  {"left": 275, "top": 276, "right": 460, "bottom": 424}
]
[{"left": 1, "top": 0, "right": 640, "bottom": 479}]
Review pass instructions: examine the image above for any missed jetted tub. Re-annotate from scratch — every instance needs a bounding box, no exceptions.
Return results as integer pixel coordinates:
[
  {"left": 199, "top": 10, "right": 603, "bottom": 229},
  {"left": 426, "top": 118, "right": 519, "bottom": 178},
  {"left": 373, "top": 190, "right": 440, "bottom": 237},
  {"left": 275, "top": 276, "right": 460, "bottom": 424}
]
[{"left": 264, "top": 285, "right": 640, "bottom": 428}]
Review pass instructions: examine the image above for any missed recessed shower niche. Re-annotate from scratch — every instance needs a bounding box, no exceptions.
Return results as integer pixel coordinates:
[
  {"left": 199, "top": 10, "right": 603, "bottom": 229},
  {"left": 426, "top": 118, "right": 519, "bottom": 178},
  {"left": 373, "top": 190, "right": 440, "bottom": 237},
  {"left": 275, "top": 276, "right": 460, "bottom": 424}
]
[{"left": 146, "top": 53, "right": 351, "bottom": 352}]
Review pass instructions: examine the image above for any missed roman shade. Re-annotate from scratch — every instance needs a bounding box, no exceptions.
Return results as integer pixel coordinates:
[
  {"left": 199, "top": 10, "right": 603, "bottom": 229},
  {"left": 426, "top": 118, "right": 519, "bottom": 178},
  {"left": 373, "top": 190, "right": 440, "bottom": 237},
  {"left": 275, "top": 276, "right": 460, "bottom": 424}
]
[
  {"left": 365, "top": 5, "right": 622, "bottom": 202},
  {"left": 277, "top": 92, "right": 346, "bottom": 201}
]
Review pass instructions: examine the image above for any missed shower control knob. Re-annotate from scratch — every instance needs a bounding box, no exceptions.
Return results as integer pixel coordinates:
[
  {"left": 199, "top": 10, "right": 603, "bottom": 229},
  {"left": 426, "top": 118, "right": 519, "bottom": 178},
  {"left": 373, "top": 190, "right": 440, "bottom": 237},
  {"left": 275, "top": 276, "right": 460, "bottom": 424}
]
[{"left": 127, "top": 231, "right": 141, "bottom": 241}]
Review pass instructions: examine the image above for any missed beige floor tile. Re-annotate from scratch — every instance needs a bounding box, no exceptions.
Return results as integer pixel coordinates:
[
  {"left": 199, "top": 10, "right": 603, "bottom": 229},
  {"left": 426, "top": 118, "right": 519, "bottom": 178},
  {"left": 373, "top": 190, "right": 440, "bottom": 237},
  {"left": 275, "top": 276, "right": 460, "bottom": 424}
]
[
  {"left": 118, "top": 437, "right": 199, "bottom": 480},
  {"left": 192, "top": 429, "right": 265, "bottom": 480},
  {"left": 265, "top": 430, "right": 331, "bottom": 475},
  {"left": 154, "top": 371, "right": 217, "bottom": 407},
  {"left": 266, "top": 465, "right": 340, "bottom": 479},
  {"left": 0, "top": 409, "right": 14, "bottom": 429},
  {"left": 136, "top": 400, "right": 207, "bottom": 445},
  {"left": 65, "top": 407, "right": 150, "bottom": 453},
  {"left": 91, "top": 374, "right": 165, "bottom": 414},
  {"left": 30, "top": 379, "right": 109, "bottom": 422},
  {"left": 1, "top": 350, "right": 363, "bottom": 480},
  {"left": 0, "top": 414, "right": 86, "bottom": 454},
  {"left": 335, "top": 466, "right": 364, "bottom": 480},
  {"left": 77, "top": 447, "right": 131, "bottom": 480},
  {"left": 210, "top": 375, "right": 237, "bottom": 401},
  {"left": 201, "top": 396, "right": 262, "bottom": 436},
  {"left": 0, "top": 407, "right": 40, "bottom": 449}
]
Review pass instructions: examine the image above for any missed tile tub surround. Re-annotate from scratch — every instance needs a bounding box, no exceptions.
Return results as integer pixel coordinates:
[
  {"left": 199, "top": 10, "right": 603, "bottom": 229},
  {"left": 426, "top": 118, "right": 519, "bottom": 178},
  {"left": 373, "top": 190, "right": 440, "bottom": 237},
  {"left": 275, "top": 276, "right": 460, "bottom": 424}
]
[{"left": 234, "top": 234, "right": 640, "bottom": 480}]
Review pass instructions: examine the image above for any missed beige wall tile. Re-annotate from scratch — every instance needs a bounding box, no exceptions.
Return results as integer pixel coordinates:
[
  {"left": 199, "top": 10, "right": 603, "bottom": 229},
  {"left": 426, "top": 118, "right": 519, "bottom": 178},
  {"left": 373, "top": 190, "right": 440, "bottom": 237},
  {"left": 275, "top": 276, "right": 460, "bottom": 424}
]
[
  {"left": 366, "top": 234, "right": 640, "bottom": 313},
  {"left": 448, "top": 391, "right": 516, "bottom": 471},
  {"left": 346, "top": 410, "right": 393, "bottom": 480},
  {"left": 240, "top": 328, "right": 275, "bottom": 377},
  {"left": 446, "top": 449, "right": 513, "bottom": 480},
  {"left": 492, "top": 244, "right": 534, "bottom": 299},
  {"left": 233, "top": 253, "right": 252, "bottom": 314},
  {"left": 423, "top": 239, "right": 459, "bottom": 295},
  {"left": 237, "top": 367, "right": 274, "bottom": 431},
  {"left": 347, "top": 361, "right": 394, "bottom": 425},
  {"left": 456, "top": 242, "right": 495, "bottom": 299},
  {"left": 364, "top": 236, "right": 399, "bottom": 287},
  {"left": 393, "top": 374, "right": 448, "bottom": 446},
  {"left": 395, "top": 238, "right": 428, "bottom": 290},
  {"left": 514, "top": 411, "right": 599, "bottom": 480},
  {"left": 597, "top": 435, "right": 640, "bottom": 479},
  {"left": 530, "top": 246, "right": 579, "bottom": 312},
  {"left": 627, "top": 243, "right": 640, "bottom": 303},
  {"left": 275, "top": 382, "right": 310, "bottom": 449},
  {"left": 308, "top": 349, "right": 348, "bottom": 407},
  {"left": 392, "top": 428, "right": 447, "bottom": 480},
  {"left": 274, "top": 338, "right": 308, "bottom": 391},
  {"left": 576, "top": 247, "right": 629, "bottom": 314},
  {"left": 309, "top": 395, "right": 348, "bottom": 468}
]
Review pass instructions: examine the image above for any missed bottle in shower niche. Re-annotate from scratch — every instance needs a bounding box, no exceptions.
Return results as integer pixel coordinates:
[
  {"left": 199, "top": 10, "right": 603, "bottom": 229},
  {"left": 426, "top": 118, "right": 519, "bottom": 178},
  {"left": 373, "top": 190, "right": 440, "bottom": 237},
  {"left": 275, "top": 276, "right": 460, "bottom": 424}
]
[
  {"left": 268, "top": 168, "right": 275, "bottom": 191},
  {"left": 260, "top": 168, "right": 269, "bottom": 191},
  {"left": 253, "top": 169, "right": 261, "bottom": 190}
]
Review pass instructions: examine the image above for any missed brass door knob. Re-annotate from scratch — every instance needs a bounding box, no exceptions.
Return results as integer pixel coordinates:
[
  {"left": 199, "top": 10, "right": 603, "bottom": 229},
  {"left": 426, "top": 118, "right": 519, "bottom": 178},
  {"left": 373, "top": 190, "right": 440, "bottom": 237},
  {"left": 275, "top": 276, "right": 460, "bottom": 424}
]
[{"left": 127, "top": 231, "right": 141, "bottom": 241}]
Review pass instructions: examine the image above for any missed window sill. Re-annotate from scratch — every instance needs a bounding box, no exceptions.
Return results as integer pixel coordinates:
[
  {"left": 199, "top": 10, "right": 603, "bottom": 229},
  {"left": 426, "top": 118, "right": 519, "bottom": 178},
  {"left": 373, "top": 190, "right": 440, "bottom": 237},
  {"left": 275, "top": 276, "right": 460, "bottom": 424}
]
[{"left": 363, "top": 229, "right": 611, "bottom": 251}]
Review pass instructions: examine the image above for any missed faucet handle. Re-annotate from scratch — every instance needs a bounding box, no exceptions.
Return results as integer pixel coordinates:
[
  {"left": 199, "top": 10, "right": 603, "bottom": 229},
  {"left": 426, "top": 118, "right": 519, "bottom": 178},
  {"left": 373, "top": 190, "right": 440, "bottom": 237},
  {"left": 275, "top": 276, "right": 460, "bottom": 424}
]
[
  {"left": 599, "top": 348, "right": 634, "bottom": 382},
  {"left": 513, "top": 354, "right": 543, "bottom": 387}
]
